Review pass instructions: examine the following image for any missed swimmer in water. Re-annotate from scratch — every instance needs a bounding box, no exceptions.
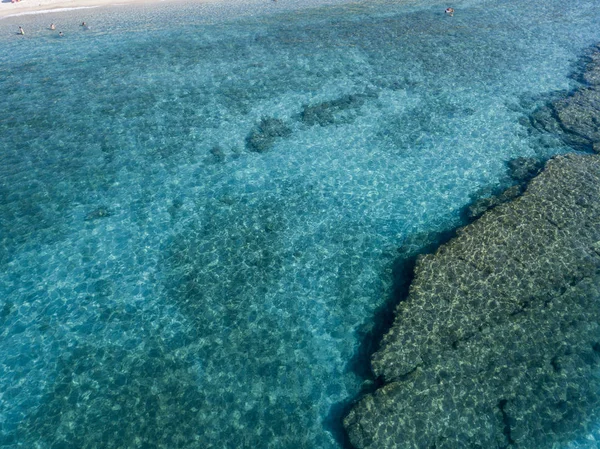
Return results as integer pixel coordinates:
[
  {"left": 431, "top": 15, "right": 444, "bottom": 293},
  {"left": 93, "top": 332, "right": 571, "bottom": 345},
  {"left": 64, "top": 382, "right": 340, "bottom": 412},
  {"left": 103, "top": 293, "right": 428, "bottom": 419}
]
[
  {"left": 445, "top": 7, "right": 454, "bottom": 16},
  {"left": 50, "top": 23, "right": 56, "bottom": 30},
  {"left": 59, "top": 31, "right": 64, "bottom": 37},
  {"left": 18, "top": 26, "right": 25, "bottom": 35}
]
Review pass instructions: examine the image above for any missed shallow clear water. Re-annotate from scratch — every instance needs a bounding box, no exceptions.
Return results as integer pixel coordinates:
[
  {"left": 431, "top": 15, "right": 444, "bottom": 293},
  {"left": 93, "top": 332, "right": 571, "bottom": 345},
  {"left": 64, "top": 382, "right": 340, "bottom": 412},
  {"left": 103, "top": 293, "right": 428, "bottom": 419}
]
[{"left": 1, "top": 0, "right": 600, "bottom": 447}]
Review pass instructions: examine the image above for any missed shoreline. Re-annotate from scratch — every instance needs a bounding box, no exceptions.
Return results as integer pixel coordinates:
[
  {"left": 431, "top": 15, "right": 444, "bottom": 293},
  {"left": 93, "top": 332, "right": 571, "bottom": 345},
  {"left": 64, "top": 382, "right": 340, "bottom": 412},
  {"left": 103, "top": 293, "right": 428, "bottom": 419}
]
[
  {"left": 0, "top": 0, "right": 361, "bottom": 21},
  {"left": 1, "top": 0, "right": 143, "bottom": 19},
  {"left": 0, "top": 0, "right": 242, "bottom": 20}
]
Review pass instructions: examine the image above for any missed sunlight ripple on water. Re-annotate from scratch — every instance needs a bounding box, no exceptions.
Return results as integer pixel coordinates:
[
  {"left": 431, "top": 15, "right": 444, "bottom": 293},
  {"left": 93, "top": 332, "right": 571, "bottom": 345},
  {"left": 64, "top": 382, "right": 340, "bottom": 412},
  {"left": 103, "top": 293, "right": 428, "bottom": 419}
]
[{"left": 1, "top": 0, "right": 600, "bottom": 447}]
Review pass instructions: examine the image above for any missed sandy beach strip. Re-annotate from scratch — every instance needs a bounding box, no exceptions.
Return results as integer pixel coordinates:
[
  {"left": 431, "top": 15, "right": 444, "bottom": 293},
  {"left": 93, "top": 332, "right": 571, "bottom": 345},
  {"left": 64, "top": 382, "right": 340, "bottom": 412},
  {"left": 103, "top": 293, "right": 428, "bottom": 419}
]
[{"left": 0, "top": 0, "right": 225, "bottom": 19}]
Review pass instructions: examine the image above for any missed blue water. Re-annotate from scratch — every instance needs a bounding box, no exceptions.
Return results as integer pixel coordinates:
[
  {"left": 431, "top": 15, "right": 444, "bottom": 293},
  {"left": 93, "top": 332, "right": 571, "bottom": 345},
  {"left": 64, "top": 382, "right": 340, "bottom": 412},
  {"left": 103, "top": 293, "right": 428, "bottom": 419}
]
[{"left": 1, "top": 0, "right": 600, "bottom": 447}]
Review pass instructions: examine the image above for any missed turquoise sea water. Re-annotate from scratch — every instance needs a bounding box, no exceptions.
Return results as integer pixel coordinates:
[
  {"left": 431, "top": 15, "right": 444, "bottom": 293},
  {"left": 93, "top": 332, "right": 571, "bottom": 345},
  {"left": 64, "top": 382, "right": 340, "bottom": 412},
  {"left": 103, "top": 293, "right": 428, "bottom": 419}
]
[{"left": 1, "top": 0, "right": 600, "bottom": 447}]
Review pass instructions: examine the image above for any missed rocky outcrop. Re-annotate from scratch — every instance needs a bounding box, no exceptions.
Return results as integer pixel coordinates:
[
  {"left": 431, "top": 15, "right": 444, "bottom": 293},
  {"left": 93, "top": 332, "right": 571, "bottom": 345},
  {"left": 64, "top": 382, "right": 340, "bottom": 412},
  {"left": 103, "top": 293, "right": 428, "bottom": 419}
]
[
  {"left": 531, "top": 44, "right": 600, "bottom": 152},
  {"left": 84, "top": 206, "right": 112, "bottom": 221},
  {"left": 299, "top": 92, "right": 376, "bottom": 127},
  {"left": 344, "top": 154, "right": 600, "bottom": 449},
  {"left": 245, "top": 117, "right": 292, "bottom": 153},
  {"left": 465, "top": 184, "right": 523, "bottom": 220},
  {"left": 555, "top": 86, "right": 600, "bottom": 150},
  {"left": 465, "top": 157, "right": 544, "bottom": 220},
  {"left": 243, "top": 91, "right": 377, "bottom": 154},
  {"left": 507, "top": 157, "right": 544, "bottom": 183}
]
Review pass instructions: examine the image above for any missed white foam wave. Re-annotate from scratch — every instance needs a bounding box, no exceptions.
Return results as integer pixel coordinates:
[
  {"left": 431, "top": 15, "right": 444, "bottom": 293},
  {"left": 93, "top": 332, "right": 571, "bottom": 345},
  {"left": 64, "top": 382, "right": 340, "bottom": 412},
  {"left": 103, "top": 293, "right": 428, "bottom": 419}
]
[{"left": 1, "top": 5, "right": 99, "bottom": 19}]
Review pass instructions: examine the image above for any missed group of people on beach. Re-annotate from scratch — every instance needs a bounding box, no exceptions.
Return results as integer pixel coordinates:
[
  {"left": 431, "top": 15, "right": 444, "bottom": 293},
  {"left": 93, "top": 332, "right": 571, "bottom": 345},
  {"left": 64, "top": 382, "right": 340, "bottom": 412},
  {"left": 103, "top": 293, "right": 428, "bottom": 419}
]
[{"left": 17, "top": 21, "right": 86, "bottom": 36}]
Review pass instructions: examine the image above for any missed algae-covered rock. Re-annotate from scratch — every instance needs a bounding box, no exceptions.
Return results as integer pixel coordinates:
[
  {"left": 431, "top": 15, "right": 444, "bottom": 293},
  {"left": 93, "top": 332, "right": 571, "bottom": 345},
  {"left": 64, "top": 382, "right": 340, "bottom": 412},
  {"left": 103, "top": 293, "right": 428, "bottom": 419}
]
[
  {"left": 245, "top": 117, "right": 292, "bottom": 153},
  {"left": 554, "top": 87, "right": 600, "bottom": 147},
  {"left": 507, "top": 156, "right": 544, "bottom": 183},
  {"left": 344, "top": 154, "right": 600, "bottom": 449},
  {"left": 580, "top": 44, "right": 600, "bottom": 86},
  {"left": 299, "top": 92, "right": 375, "bottom": 127},
  {"left": 466, "top": 184, "right": 523, "bottom": 220},
  {"left": 530, "top": 45, "right": 600, "bottom": 150},
  {"left": 466, "top": 154, "right": 546, "bottom": 220},
  {"left": 209, "top": 145, "right": 226, "bottom": 163},
  {"left": 84, "top": 206, "right": 112, "bottom": 221}
]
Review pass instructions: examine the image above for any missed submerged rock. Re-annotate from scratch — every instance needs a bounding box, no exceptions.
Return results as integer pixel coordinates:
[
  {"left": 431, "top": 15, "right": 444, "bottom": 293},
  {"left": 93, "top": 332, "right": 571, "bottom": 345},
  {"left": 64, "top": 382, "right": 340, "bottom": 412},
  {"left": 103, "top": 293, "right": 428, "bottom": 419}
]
[
  {"left": 84, "top": 206, "right": 112, "bottom": 221},
  {"left": 530, "top": 44, "right": 600, "bottom": 151},
  {"left": 507, "top": 156, "right": 544, "bottom": 183},
  {"left": 554, "top": 87, "right": 600, "bottom": 147},
  {"left": 465, "top": 157, "right": 544, "bottom": 220},
  {"left": 299, "top": 92, "right": 375, "bottom": 127},
  {"left": 245, "top": 117, "right": 292, "bottom": 153},
  {"left": 209, "top": 145, "right": 226, "bottom": 163},
  {"left": 466, "top": 184, "right": 523, "bottom": 220},
  {"left": 344, "top": 154, "right": 600, "bottom": 449},
  {"left": 0, "top": 300, "right": 14, "bottom": 325}
]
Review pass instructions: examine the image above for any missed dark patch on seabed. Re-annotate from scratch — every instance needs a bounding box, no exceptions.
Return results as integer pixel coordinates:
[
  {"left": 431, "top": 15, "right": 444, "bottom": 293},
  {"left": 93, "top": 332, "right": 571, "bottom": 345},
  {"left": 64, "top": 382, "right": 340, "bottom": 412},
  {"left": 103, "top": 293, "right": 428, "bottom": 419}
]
[
  {"left": 16, "top": 338, "right": 207, "bottom": 448},
  {"left": 157, "top": 185, "right": 344, "bottom": 448}
]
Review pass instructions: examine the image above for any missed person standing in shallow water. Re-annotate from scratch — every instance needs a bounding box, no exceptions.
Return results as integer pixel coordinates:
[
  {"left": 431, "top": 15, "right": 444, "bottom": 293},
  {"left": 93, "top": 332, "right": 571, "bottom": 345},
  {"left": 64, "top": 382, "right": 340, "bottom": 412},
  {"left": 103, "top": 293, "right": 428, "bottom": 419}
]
[
  {"left": 18, "top": 26, "right": 24, "bottom": 35},
  {"left": 50, "top": 23, "right": 56, "bottom": 30}
]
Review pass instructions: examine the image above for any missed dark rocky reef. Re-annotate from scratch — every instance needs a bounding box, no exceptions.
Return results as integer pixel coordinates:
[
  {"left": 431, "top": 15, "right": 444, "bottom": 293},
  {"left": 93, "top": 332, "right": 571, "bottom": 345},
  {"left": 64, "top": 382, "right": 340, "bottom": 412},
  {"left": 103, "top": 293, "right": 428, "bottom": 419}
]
[
  {"left": 245, "top": 117, "right": 292, "bottom": 153},
  {"left": 530, "top": 44, "right": 600, "bottom": 152},
  {"left": 209, "top": 145, "right": 226, "bottom": 163},
  {"left": 554, "top": 87, "right": 600, "bottom": 151},
  {"left": 300, "top": 92, "right": 376, "bottom": 127},
  {"left": 243, "top": 91, "right": 376, "bottom": 154},
  {"left": 344, "top": 154, "right": 600, "bottom": 449},
  {"left": 465, "top": 184, "right": 523, "bottom": 220},
  {"left": 84, "top": 206, "right": 112, "bottom": 221},
  {"left": 507, "top": 157, "right": 544, "bottom": 183},
  {"left": 465, "top": 157, "right": 543, "bottom": 220}
]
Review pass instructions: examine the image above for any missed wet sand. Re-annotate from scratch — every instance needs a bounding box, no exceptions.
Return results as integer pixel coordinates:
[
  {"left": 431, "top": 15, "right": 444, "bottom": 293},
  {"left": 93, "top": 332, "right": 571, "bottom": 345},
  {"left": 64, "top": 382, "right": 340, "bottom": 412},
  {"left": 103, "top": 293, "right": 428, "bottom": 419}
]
[{"left": 0, "top": 0, "right": 223, "bottom": 19}]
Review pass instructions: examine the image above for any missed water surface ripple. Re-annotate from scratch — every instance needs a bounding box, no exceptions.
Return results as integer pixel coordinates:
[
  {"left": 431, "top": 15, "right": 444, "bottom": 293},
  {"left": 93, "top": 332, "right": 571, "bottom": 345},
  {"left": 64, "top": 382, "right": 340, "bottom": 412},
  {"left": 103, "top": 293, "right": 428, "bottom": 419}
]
[{"left": 1, "top": 0, "right": 600, "bottom": 447}]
